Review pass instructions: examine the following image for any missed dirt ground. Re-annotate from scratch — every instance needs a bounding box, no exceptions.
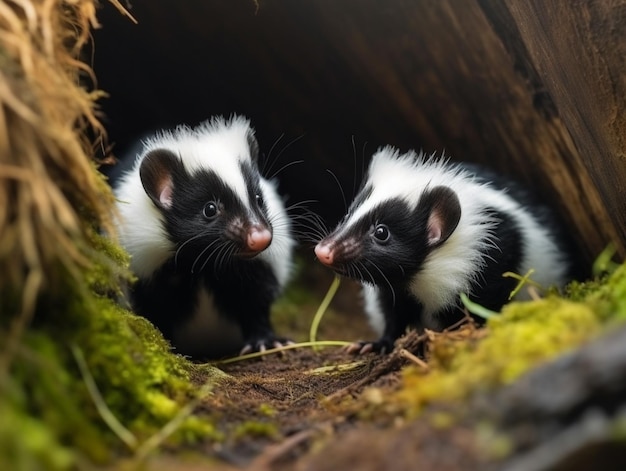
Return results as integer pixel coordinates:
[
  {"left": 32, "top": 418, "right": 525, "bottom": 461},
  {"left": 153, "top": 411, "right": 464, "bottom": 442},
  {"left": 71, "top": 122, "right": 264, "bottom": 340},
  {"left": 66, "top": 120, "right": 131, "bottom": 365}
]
[{"left": 145, "top": 264, "right": 489, "bottom": 471}]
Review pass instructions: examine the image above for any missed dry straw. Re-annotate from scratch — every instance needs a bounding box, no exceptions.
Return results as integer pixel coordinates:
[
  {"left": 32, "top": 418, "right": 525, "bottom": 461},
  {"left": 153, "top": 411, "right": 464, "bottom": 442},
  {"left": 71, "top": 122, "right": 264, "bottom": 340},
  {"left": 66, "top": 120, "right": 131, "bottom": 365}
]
[{"left": 0, "top": 0, "right": 130, "bottom": 367}]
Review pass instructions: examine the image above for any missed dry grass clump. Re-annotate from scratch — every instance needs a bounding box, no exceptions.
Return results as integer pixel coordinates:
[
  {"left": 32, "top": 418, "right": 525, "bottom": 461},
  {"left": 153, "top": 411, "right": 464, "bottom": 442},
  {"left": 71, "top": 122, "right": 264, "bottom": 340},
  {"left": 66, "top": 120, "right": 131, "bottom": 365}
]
[{"left": 0, "top": 0, "right": 115, "bottom": 358}]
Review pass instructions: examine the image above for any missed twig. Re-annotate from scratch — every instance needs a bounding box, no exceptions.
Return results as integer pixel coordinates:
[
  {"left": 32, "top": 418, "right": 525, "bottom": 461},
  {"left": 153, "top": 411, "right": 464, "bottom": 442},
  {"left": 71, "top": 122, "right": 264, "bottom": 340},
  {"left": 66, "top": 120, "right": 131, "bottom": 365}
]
[
  {"left": 325, "top": 332, "right": 429, "bottom": 402},
  {"left": 527, "top": 285, "right": 542, "bottom": 301},
  {"left": 399, "top": 348, "right": 429, "bottom": 372},
  {"left": 444, "top": 309, "right": 475, "bottom": 332}
]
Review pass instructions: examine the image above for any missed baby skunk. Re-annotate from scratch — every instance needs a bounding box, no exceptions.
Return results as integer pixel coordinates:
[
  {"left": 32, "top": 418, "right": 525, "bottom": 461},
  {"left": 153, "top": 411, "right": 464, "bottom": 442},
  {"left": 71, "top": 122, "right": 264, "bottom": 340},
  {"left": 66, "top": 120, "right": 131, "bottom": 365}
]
[
  {"left": 315, "top": 146, "right": 573, "bottom": 354},
  {"left": 113, "top": 116, "right": 294, "bottom": 358}
]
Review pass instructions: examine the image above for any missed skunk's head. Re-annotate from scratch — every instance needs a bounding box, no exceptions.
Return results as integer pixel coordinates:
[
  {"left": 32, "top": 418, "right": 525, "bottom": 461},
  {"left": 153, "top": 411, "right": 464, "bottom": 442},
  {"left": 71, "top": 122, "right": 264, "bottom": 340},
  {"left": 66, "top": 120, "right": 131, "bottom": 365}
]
[
  {"left": 138, "top": 117, "right": 274, "bottom": 272},
  {"left": 315, "top": 147, "right": 462, "bottom": 286}
]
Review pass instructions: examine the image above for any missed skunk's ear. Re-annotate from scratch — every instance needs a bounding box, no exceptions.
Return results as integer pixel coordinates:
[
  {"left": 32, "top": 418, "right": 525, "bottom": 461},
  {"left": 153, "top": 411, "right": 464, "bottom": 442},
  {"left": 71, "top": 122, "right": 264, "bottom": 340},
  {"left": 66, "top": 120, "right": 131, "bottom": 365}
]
[
  {"left": 139, "top": 149, "right": 183, "bottom": 210},
  {"left": 246, "top": 131, "right": 260, "bottom": 162},
  {"left": 420, "top": 186, "right": 461, "bottom": 247}
]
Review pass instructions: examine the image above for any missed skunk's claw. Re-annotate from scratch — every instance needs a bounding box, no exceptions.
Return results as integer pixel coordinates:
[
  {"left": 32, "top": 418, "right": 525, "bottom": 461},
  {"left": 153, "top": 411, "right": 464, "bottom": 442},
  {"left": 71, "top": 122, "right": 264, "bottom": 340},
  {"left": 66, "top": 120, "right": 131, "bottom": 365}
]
[
  {"left": 240, "top": 336, "right": 292, "bottom": 356},
  {"left": 345, "top": 338, "right": 395, "bottom": 355}
]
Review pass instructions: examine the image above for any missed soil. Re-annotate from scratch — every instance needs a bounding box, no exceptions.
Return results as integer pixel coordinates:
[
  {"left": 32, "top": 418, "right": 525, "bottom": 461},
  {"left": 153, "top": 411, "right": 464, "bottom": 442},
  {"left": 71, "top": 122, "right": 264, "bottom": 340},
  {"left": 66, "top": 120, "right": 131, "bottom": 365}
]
[{"left": 145, "top": 265, "right": 489, "bottom": 471}]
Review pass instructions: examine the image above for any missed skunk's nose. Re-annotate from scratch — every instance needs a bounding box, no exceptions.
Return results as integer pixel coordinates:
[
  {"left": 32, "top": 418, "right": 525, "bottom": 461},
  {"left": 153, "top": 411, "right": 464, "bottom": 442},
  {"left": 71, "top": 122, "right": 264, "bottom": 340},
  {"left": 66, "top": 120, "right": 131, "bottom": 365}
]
[
  {"left": 247, "top": 226, "right": 272, "bottom": 253},
  {"left": 314, "top": 242, "right": 334, "bottom": 266}
]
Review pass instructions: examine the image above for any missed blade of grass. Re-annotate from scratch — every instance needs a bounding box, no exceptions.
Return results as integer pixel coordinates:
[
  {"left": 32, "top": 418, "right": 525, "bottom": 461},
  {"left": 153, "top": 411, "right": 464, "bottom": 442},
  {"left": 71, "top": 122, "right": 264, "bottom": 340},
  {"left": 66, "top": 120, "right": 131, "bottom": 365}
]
[
  {"left": 309, "top": 275, "right": 341, "bottom": 345},
  {"left": 460, "top": 293, "right": 497, "bottom": 320},
  {"left": 214, "top": 340, "right": 351, "bottom": 365},
  {"left": 592, "top": 243, "right": 619, "bottom": 276},
  {"left": 306, "top": 361, "right": 366, "bottom": 375},
  {"left": 71, "top": 344, "right": 138, "bottom": 451},
  {"left": 503, "top": 269, "right": 542, "bottom": 300}
]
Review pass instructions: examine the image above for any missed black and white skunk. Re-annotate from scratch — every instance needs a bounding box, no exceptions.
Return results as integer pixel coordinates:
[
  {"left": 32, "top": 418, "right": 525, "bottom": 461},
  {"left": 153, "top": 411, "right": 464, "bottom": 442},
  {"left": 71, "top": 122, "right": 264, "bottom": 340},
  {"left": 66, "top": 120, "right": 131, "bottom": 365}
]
[
  {"left": 112, "top": 116, "right": 294, "bottom": 358},
  {"left": 315, "top": 146, "right": 574, "bottom": 354}
]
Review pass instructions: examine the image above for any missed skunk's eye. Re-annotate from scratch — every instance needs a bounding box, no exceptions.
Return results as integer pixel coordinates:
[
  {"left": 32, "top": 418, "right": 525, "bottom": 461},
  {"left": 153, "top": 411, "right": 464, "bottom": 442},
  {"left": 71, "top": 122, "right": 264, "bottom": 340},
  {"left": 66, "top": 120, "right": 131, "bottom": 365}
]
[
  {"left": 373, "top": 224, "right": 390, "bottom": 243},
  {"left": 255, "top": 193, "right": 264, "bottom": 207},
  {"left": 202, "top": 202, "right": 218, "bottom": 219}
]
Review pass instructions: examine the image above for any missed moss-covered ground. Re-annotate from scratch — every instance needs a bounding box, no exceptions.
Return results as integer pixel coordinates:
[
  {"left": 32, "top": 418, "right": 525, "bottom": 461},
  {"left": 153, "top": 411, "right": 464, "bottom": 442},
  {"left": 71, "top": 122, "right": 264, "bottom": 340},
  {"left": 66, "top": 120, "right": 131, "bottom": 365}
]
[
  {"left": 2, "top": 0, "right": 626, "bottom": 468},
  {"left": 3, "top": 242, "right": 626, "bottom": 470}
]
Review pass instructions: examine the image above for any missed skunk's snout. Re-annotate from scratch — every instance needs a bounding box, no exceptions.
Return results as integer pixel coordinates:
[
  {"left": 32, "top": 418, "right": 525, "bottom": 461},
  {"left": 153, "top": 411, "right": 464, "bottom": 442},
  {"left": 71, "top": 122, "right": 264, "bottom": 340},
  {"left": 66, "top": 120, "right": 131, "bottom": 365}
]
[
  {"left": 316, "top": 236, "right": 361, "bottom": 269},
  {"left": 246, "top": 226, "right": 272, "bottom": 253},
  {"left": 228, "top": 218, "right": 272, "bottom": 257},
  {"left": 315, "top": 242, "right": 335, "bottom": 266}
]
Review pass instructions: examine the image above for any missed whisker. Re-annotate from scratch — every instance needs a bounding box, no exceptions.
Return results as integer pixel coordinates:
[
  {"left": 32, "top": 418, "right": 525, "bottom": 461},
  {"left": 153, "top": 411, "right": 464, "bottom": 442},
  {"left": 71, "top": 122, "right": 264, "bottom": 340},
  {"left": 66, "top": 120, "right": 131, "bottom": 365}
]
[
  {"left": 293, "top": 226, "right": 325, "bottom": 238},
  {"left": 217, "top": 242, "right": 234, "bottom": 276},
  {"left": 268, "top": 159, "right": 305, "bottom": 180},
  {"left": 263, "top": 133, "right": 305, "bottom": 178},
  {"left": 262, "top": 133, "right": 285, "bottom": 175},
  {"left": 326, "top": 169, "right": 347, "bottom": 213},
  {"left": 273, "top": 133, "right": 305, "bottom": 164},
  {"left": 289, "top": 218, "right": 328, "bottom": 242},
  {"left": 284, "top": 199, "right": 320, "bottom": 212},
  {"left": 175, "top": 232, "right": 207, "bottom": 267},
  {"left": 351, "top": 135, "right": 358, "bottom": 199},
  {"left": 369, "top": 261, "right": 396, "bottom": 307},
  {"left": 361, "top": 141, "right": 368, "bottom": 184},
  {"left": 289, "top": 213, "right": 328, "bottom": 230},
  {"left": 357, "top": 261, "right": 374, "bottom": 285},
  {"left": 190, "top": 238, "right": 221, "bottom": 274},
  {"left": 292, "top": 233, "right": 325, "bottom": 245},
  {"left": 208, "top": 242, "right": 229, "bottom": 278},
  {"left": 353, "top": 261, "right": 367, "bottom": 282},
  {"left": 283, "top": 203, "right": 329, "bottom": 241}
]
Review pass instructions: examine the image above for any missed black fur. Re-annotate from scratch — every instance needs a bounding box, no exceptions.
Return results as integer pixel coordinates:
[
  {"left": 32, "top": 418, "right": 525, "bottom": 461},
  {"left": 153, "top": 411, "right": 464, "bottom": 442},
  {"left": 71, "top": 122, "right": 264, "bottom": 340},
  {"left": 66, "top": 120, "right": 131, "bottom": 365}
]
[
  {"left": 459, "top": 162, "right": 584, "bottom": 280},
  {"left": 317, "top": 157, "right": 574, "bottom": 354},
  {"left": 331, "top": 198, "right": 429, "bottom": 284},
  {"left": 340, "top": 205, "right": 526, "bottom": 353},
  {"left": 326, "top": 185, "right": 463, "bottom": 286},
  {"left": 132, "top": 257, "right": 281, "bottom": 357},
  {"left": 118, "top": 146, "right": 286, "bottom": 358},
  {"left": 159, "top": 163, "right": 271, "bottom": 264}
]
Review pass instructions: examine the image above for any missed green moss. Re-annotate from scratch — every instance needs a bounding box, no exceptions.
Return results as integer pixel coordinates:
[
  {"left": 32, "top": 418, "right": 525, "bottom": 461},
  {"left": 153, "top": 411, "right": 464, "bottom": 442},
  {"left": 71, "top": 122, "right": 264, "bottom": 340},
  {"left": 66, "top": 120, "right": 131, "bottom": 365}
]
[
  {"left": 396, "top": 261, "right": 626, "bottom": 416},
  {"left": 233, "top": 420, "right": 280, "bottom": 440},
  {"left": 1, "top": 230, "right": 226, "bottom": 469},
  {"left": 398, "top": 298, "right": 601, "bottom": 414},
  {"left": 83, "top": 226, "right": 133, "bottom": 297},
  {"left": 0, "top": 402, "right": 74, "bottom": 471},
  {"left": 257, "top": 403, "right": 278, "bottom": 417},
  {"left": 75, "top": 298, "right": 220, "bottom": 442},
  {"left": 575, "top": 262, "right": 626, "bottom": 321}
]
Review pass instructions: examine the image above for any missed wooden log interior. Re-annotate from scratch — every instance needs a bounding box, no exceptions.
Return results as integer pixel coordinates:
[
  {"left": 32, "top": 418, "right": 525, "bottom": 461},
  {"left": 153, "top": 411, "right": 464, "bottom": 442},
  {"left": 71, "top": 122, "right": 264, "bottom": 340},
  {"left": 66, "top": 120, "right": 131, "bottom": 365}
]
[{"left": 93, "top": 0, "right": 626, "bottom": 267}]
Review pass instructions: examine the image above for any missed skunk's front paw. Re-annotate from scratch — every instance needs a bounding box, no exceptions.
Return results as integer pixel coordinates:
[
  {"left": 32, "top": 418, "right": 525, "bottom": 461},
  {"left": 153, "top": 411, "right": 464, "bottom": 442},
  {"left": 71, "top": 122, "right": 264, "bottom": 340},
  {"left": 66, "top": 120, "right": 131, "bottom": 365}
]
[
  {"left": 240, "top": 334, "right": 293, "bottom": 355},
  {"left": 345, "top": 338, "right": 395, "bottom": 355}
]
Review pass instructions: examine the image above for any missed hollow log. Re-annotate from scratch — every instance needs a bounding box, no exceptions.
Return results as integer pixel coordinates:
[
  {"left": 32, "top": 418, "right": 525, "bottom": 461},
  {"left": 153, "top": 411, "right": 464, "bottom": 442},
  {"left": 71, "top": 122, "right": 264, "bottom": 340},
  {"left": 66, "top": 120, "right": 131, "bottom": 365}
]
[{"left": 93, "top": 0, "right": 626, "bottom": 266}]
